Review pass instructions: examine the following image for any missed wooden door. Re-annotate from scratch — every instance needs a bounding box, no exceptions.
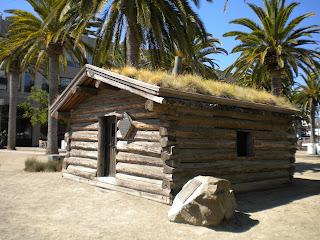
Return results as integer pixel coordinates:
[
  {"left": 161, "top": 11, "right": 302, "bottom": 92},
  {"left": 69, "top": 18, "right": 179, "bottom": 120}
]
[
  {"left": 97, "top": 116, "right": 117, "bottom": 177},
  {"left": 105, "top": 116, "right": 117, "bottom": 176}
]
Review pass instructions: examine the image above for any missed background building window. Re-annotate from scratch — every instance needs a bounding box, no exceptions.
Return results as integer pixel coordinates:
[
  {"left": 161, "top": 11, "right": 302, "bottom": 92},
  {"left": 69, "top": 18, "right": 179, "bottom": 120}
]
[{"left": 0, "top": 76, "right": 7, "bottom": 91}]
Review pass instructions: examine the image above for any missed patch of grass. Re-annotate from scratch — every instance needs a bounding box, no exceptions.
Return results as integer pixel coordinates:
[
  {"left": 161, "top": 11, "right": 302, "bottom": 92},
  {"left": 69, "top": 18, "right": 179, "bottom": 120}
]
[
  {"left": 24, "top": 158, "right": 62, "bottom": 172},
  {"left": 111, "top": 66, "right": 296, "bottom": 110}
]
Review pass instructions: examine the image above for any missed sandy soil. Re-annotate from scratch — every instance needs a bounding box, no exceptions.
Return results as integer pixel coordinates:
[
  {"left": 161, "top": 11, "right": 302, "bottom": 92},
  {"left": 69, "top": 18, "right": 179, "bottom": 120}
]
[{"left": 0, "top": 149, "right": 319, "bottom": 240}]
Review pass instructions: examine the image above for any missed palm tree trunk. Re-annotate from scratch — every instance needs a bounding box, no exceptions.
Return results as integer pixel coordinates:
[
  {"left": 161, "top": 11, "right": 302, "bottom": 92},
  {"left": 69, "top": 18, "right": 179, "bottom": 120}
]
[
  {"left": 47, "top": 52, "right": 60, "bottom": 155},
  {"left": 125, "top": 11, "right": 140, "bottom": 67},
  {"left": 310, "top": 105, "right": 316, "bottom": 145},
  {"left": 271, "top": 70, "right": 282, "bottom": 96},
  {"left": 7, "top": 70, "right": 19, "bottom": 150}
]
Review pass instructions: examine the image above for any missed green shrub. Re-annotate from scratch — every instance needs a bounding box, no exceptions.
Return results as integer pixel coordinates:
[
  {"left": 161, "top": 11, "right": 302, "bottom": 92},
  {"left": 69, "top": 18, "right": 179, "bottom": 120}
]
[{"left": 24, "top": 158, "right": 62, "bottom": 172}]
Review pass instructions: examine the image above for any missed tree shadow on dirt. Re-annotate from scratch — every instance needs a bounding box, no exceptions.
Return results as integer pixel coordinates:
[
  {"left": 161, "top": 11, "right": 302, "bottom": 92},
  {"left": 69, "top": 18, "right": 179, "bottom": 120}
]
[{"left": 236, "top": 178, "right": 320, "bottom": 213}]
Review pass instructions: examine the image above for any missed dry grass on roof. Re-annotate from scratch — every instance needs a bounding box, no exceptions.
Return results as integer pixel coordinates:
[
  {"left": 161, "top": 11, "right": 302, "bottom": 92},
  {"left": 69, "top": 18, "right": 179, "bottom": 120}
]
[{"left": 110, "top": 66, "right": 296, "bottom": 110}]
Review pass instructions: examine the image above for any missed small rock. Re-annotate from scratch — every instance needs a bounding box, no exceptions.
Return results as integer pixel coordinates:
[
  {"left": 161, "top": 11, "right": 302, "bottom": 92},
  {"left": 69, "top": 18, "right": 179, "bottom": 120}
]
[{"left": 168, "top": 176, "right": 236, "bottom": 226}]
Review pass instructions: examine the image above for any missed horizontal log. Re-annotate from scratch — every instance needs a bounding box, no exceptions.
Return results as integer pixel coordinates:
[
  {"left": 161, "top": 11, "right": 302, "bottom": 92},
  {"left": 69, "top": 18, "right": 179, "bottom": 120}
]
[
  {"left": 116, "top": 152, "right": 163, "bottom": 167},
  {"left": 162, "top": 148, "right": 294, "bottom": 162},
  {"left": 132, "top": 119, "right": 161, "bottom": 130},
  {"left": 114, "top": 177, "right": 168, "bottom": 196},
  {"left": 71, "top": 141, "right": 99, "bottom": 150},
  {"left": 116, "top": 162, "right": 163, "bottom": 180},
  {"left": 254, "top": 131, "right": 296, "bottom": 141},
  {"left": 164, "top": 160, "right": 292, "bottom": 174},
  {"left": 117, "top": 141, "right": 162, "bottom": 157},
  {"left": 66, "top": 165, "right": 97, "bottom": 179},
  {"left": 116, "top": 173, "right": 163, "bottom": 186},
  {"left": 65, "top": 157, "right": 97, "bottom": 169},
  {"left": 73, "top": 102, "right": 145, "bottom": 117},
  {"left": 168, "top": 115, "right": 288, "bottom": 131},
  {"left": 70, "top": 149, "right": 98, "bottom": 159},
  {"left": 254, "top": 140, "right": 296, "bottom": 150},
  {"left": 159, "top": 126, "right": 236, "bottom": 139},
  {"left": 162, "top": 104, "right": 292, "bottom": 123},
  {"left": 232, "top": 177, "right": 291, "bottom": 192},
  {"left": 63, "top": 173, "right": 170, "bottom": 203},
  {"left": 71, "top": 122, "right": 99, "bottom": 131},
  {"left": 117, "top": 130, "right": 161, "bottom": 142},
  {"left": 70, "top": 131, "right": 99, "bottom": 142},
  {"left": 163, "top": 170, "right": 292, "bottom": 191},
  {"left": 160, "top": 137, "right": 236, "bottom": 149}
]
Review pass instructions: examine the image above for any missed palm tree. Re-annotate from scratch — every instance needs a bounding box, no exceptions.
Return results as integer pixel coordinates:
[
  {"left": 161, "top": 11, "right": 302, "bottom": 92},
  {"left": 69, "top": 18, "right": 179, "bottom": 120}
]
[
  {"left": 52, "top": 0, "right": 210, "bottom": 68},
  {"left": 0, "top": 43, "right": 21, "bottom": 150},
  {"left": 179, "top": 34, "right": 227, "bottom": 78},
  {"left": 224, "top": 0, "right": 320, "bottom": 96},
  {"left": 295, "top": 73, "right": 320, "bottom": 153},
  {"left": 4, "top": 0, "right": 88, "bottom": 154}
]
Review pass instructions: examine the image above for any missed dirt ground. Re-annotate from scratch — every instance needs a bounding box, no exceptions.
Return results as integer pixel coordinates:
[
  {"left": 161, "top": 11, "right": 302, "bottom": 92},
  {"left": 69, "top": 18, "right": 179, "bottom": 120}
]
[{"left": 0, "top": 150, "right": 319, "bottom": 240}]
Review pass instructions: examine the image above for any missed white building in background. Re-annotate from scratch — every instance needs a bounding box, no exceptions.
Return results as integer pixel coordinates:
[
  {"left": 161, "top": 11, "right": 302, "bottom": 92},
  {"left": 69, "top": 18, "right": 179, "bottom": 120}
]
[{"left": 0, "top": 16, "right": 93, "bottom": 146}]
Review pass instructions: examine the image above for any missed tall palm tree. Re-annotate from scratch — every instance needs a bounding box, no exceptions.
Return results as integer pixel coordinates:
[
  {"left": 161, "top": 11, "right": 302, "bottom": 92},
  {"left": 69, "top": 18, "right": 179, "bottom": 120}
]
[
  {"left": 295, "top": 73, "right": 320, "bottom": 152},
  {"left": 0, "top": 40, "right": 23, "bottom": 150},
  {"left": 224, "top": 0, "right": 320, "bottom": 96},
  {"left": 5, "top": 0, "right": 88, "bottom": 154},
  {"left": 52, "top": 0, "right": 210, "bottom": 68}
]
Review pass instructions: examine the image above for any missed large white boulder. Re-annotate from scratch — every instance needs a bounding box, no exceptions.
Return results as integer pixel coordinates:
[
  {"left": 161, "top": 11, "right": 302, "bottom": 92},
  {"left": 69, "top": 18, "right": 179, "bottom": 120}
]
[{"left": 168, "top": 176, "right": 236, "bottom": 226}]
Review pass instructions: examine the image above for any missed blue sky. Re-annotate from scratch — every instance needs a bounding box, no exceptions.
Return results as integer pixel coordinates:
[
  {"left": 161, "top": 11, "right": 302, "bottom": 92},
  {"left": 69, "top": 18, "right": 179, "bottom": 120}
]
[{"left": 0, "top": 0, "right": 319, "bottom": 77}]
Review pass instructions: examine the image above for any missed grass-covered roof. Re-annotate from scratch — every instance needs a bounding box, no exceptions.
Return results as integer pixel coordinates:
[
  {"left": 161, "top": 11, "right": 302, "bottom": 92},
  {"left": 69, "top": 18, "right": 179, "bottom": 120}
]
[{"left": 111, "top": 67, "right": 296, "bottom": 110}]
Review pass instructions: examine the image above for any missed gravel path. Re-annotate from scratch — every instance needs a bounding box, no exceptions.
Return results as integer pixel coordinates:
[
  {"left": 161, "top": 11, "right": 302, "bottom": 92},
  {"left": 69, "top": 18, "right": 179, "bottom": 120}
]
[{"left": 0, "top": 150, "right": 319, "bottom": 240}]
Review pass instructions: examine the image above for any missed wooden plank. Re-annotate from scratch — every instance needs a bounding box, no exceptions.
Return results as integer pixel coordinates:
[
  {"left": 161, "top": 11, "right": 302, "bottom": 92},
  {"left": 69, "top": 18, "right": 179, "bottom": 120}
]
[
  {"left": 116, "top": 162, "right": 164, "bottom": 180},
  {"left": 117, "top": 141, "right": 162, "bottom": 156},
  {"left": 86, "top": 69, "right": 165, "bottom": 104},
  {"left": 116, "top": 152, "right": 163, "bottom": 167}
]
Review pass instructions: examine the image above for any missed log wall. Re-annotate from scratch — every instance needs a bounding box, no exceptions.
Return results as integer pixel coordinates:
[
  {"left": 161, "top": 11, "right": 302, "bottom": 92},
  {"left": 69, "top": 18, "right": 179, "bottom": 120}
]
[
  {"left": 63, "top": 88, "right": 168, "bottom": 199},
  {"left": 63, "top": 88, "right": 296, "bottom": 204},
  {"left": 157, "top": 100, "right": 296, "bottom": 197}
]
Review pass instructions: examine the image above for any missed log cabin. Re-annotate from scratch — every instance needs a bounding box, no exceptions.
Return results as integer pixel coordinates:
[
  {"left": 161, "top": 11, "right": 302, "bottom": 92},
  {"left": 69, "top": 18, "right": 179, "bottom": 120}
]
[{"left": 50, "top": 64, "right": 298, "bottom": 204}]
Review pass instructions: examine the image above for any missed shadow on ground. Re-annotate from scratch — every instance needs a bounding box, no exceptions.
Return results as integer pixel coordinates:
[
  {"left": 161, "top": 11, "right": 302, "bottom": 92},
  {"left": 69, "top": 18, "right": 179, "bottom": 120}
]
[
  {"left": 209, "top": 178, "right": 320, "bottom": 233},
  {"left": 236, "top": 178, "right": 320, "bottom": 213},
  {"left": 209, "top": 212, "right": 259, "bottom": 233},
  {"left": 295, "top": 162, "right": 320, "bottom": 173}
]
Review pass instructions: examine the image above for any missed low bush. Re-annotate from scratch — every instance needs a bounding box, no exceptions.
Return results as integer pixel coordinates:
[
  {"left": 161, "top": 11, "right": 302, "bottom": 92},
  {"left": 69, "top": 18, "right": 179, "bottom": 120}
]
[{"left": 24, "top": 158, "right": 62, "bottom": 172}]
